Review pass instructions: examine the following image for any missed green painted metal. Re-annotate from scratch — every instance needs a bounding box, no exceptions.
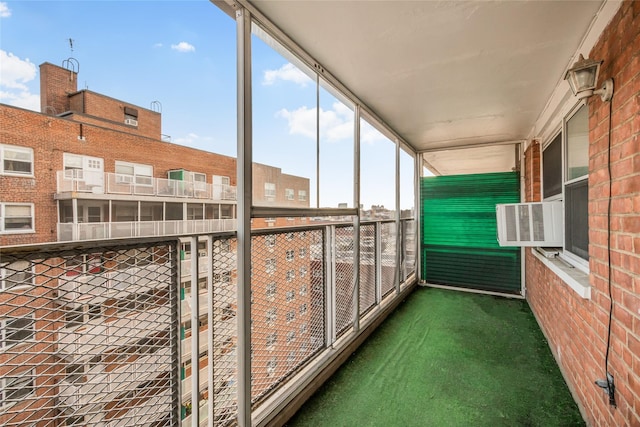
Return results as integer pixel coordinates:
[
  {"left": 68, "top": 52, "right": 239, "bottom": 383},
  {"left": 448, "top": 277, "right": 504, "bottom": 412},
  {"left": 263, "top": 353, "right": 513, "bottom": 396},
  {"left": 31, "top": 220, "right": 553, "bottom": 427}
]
[{"left": 421, "top": 172, "right": 521, "bottom": 293}]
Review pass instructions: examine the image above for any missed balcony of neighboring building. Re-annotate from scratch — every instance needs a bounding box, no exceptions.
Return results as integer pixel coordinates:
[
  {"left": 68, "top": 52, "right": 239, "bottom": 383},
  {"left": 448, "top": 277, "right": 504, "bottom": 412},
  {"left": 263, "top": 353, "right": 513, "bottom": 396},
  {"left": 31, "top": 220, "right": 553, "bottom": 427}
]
[{"left": 55, "top": 169, "right": 238, "bottom": 202}]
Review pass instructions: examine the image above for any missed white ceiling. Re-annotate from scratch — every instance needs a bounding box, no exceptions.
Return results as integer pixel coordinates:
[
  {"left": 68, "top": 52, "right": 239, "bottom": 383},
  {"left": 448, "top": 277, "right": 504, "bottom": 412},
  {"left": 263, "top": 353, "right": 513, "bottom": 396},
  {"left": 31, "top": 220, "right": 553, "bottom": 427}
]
[{"left": 246, "top": 0, "right": 604, "bottom": 156}]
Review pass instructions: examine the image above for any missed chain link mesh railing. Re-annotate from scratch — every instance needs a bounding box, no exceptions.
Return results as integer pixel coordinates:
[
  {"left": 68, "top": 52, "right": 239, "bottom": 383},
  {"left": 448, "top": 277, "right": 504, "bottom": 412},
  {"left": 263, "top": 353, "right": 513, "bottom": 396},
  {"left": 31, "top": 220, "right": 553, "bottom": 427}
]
[
  {"left": 1, "top": 220, "right": 416, "bottom": 426},
  {"left": 381, "top": 222, "right": 397, "bottom": 298},
  {"left": 359, "top": 223, "right": 377, "bottom": 316},
  {"left": 250, "top": 228, "right": 325, "bottom": 406},
  {"left": 0, "top": 241, "right": 179, "bottom": 427},
  {"left": 334, "top": 226, "right": 355, "bottom": 337}
]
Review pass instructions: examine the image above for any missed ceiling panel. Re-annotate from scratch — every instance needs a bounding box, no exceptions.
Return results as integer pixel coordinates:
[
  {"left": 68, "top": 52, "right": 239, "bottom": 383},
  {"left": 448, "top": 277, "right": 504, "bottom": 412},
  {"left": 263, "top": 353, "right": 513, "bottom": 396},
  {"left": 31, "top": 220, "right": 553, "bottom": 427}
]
[{"left": 248, "top": 0, "right": 604, "bottom": 153}]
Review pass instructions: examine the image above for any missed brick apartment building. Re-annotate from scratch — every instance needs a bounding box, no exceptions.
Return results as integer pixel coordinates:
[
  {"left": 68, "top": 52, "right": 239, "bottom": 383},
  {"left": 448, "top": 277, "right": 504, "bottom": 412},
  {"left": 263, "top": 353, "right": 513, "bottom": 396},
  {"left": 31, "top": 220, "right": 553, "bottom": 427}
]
[{"left": 0, "top": 61, "right": 324, "bottom": 426}]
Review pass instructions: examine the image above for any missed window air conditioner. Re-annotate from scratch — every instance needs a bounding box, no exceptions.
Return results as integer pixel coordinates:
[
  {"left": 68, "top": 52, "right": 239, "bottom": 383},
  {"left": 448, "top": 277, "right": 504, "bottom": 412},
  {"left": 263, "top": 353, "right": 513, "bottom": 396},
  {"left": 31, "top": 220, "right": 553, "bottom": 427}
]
[
  {"left": 496, "top": 202, "right": 563, "bottom": 247},
  {"left": 124, "top": 118, "right": 138, "bottom": 126},
  {"left": 115, "top": 174, "right": 134, "bottom": 184}
]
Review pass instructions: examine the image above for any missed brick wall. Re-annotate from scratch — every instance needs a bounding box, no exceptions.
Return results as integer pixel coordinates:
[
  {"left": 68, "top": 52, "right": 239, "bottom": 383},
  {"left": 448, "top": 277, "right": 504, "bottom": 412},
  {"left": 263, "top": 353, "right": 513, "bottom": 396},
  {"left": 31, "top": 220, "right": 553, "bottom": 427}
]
[
  {"left": 525, "top": 1, "right": 640, "bottom": 425},
  {"left": 0, "top": 104, "right": 237, "bottom": 246}
]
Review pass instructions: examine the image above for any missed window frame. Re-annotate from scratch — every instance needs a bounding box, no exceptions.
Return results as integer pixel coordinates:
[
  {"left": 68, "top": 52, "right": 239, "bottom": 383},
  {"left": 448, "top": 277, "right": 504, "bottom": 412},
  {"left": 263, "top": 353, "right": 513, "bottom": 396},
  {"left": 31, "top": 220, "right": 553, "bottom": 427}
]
[
  {"left": 0, "top": 315, "right": 35, "bottom": 350},
  {"left": 0, "top": 203, "right": 35, "bottom": 234},
  {"left": 541, "top": 101, "right": 589, "bottom": 272},
  {"left": 0, "top": 370, "right": 35, "bottom": 409},
  {"left": 1, "top": 144, "right": 34, "bottom": 177},
  {"left": 0, "top": 260, "right": 34, "bottom": 291}
]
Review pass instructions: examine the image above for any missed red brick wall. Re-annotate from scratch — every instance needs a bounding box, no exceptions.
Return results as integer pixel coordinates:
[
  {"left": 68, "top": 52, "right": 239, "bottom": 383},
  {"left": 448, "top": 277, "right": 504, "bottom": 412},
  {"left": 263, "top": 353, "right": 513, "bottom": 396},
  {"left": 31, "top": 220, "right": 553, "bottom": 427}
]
[
  {"left": 39, "top": 62, "right": 77, "bottom": 116},
  {"left": 0, "top": 104, "right": 237, "bottom": 246},
  {"left": 526, "top": 2, "right": 640, "bottom": 425}
]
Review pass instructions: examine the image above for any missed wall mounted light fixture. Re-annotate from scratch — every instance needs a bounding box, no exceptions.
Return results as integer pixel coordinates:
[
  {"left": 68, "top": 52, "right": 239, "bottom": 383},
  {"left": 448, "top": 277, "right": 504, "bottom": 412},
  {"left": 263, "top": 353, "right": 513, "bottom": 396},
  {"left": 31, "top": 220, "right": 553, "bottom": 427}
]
[{"left": 564, "top": 54, "right": 614, "bottom": 102}]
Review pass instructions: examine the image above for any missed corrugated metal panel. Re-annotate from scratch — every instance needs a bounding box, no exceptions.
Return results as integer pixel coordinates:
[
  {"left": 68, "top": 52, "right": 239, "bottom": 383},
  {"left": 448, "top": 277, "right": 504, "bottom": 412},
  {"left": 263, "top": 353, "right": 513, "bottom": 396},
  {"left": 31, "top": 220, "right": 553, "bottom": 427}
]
[{"left": 421, "top": 172, "right": 521, "bottom": 293}]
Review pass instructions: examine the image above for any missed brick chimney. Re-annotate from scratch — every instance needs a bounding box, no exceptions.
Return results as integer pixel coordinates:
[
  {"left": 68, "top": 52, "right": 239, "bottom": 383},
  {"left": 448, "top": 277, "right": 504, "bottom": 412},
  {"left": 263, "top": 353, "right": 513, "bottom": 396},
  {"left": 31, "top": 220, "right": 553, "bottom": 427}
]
[{"left": 40, "top": 62, "right": 78, "bottom": 115}]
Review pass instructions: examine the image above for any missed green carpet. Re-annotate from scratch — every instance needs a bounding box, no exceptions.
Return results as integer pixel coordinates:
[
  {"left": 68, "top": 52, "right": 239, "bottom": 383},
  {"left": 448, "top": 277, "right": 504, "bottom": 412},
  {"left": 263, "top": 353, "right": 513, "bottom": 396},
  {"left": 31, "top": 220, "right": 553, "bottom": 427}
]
[{"left": 286, "top": 287, "right": 584, "bottom": 427}]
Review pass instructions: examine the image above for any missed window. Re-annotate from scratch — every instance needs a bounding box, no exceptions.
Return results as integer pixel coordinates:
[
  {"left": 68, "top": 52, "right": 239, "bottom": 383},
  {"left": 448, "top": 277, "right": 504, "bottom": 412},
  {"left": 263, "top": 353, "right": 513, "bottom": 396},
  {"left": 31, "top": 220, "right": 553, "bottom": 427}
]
[
  {"left": 65, "top": 364, "right": 87, "bottom": 384},
  {"left": 1, "top": 144, "right": 33, "bottom": 176},
  {"left": 542, "top": 104, "right": 589, "bottom": 263},
  {"left": 266, "top": 308, "right": 277, "bottom": 324},
  {"left": 266, "top": 282, "right": 276, "bottom": 300},
  {"left": 65, "top": 305, "right": 101, "bottom": 329},
  {"left": 265, "top": 258, "right": 276, "bottom": 274},
  {"left": 0, "top": 372, "right": 34, "bottom": 408},
  {"left": 285, "top": 188, "right": 294, "bottom": 200},
  {"left": 265, "top": 234, "right": 276, "bottom": 248},
  {"left": 300, "top": 323, "right": 307, "bottom": 335},
  {"left": 286, "top": 250, "right": 294, "bottom": 261},
  {"left": 0, "top": 203, "right": 34, "bottom": 233},
  {"left": 299, "top": 304, "right": 307, "bottom": 316},
  {"left": 299, "top": 248, "right": 307, "bottom": 258},
  {"left": 299, "top": 284, "right": 307, "bottom": 296},
  {"left": 264, "top": 182, "right": 276, "bottom": 200},
  {"left": 286, "top": 330, "right": 296, "bottom": 343},
  {"left": 286, "top": 290, "right": 295, "bottom": 302},
  {"left": 286, "top": 310, "right": 295, "bottom": 323},
  {"left": 65, "top": 254, "right": 102, "bottom": 276},
  {"left": 298, "top": 190, "right": 307, "bottom": 201},
  {"left": 286, "top": 270, "right": 295, "bottom": 282},
  {"left": 266, "top": 333, "right": 277, "bottom": 349},
  {"left": 299, "top": 266, "right": 307, "bottom": 277},
  {"left": 287, "top": 351, "right": 296, "bottom": 364},
  {"left": 1, "top": 316, "right": 34, "bottom": 349},
  {"left": 115, "top": 161, "right": 153, "bottom": 186},
  {"left": 1, "top": 260, "right": 34, "bottom": 290},
  {"left": 266, "top": 358, "right": 277, "bottom": 376}
]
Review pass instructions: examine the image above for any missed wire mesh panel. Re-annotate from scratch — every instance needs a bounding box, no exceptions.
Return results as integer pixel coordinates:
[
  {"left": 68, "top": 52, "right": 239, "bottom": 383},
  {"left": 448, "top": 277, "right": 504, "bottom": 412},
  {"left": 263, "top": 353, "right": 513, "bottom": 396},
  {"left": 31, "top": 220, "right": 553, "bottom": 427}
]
[
  {"left": 212, "top": 236, "right": 237, "bottom": 426},
  {"left": 402, "top": 219, "right": 416, "bottom": 283},
  {"left": 0, "top": 241, "right": 179, "bottom": 427},
  {"left": 250, "top": 229, "right": 325, "bottom": 405},
  {"left": 380, "top": 222, "right": 397, "bottom": 298},
  {"left": 334, "top": 226, "right": 355, "bottom": 337},
  {"left": 359, "top": 223, "right": 376, "bottom": 316}
]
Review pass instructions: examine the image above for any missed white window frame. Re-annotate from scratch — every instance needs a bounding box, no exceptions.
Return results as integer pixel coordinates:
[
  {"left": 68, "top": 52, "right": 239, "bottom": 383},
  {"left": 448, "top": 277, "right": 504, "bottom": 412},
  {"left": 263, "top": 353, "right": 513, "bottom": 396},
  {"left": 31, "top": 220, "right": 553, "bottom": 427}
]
[
  {"left": 115, "top": 161, "right": 153, "bottom": 186},
  {"left": 0, "top": 370, "right": 35, "bottom": 409},
  {"left": 298, "top": 190, "right": 307, "bottom": 201},
  {"left": 1, "top": 144, "right": 33, "bottom": 177},
  {"left": 264, "top": 182, "right": 276, "bottom": 200},
  {"left": 0, "top": 315, "right": 35, "bottom": 350},
  {"left": 286, "top": 250, "right": 294, "bottom": 261},
  {"left": 541, "top": 101, "right": 589, "bottom": 273},
  {"left": 0, "top": 203, "right": 35, "bottom": 234},
  {"left": 285, "top": 188, "right": 294, "bottom": 200},
  {"left": 1, "top": 260, "right": 34, "bottom": 291}
]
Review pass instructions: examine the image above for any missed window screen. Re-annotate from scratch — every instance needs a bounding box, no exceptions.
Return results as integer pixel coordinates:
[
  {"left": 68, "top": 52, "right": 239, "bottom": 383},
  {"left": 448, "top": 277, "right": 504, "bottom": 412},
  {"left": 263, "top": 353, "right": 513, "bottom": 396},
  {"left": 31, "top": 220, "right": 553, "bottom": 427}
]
[
  {"left": 565, "top": 179, "right": 588, "bottom": 260},
  {"left": 543, "top": 133, "right": 562, "bottom": 198}
]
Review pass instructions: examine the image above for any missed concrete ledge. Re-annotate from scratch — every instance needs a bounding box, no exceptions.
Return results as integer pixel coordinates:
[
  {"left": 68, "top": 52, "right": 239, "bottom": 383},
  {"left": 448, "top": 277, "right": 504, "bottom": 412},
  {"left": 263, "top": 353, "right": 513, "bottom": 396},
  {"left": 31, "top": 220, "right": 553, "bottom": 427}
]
[{"left": 531, "top": 248, "right": 590, "bottom": 299}]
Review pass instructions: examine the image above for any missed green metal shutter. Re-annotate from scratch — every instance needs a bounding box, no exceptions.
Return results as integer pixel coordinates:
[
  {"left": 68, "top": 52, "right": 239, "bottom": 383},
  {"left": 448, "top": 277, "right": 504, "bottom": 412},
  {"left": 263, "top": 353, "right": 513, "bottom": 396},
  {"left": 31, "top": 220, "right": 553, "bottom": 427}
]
[{"left": 421, "top": 172, "right": 521, "bottom": 294}]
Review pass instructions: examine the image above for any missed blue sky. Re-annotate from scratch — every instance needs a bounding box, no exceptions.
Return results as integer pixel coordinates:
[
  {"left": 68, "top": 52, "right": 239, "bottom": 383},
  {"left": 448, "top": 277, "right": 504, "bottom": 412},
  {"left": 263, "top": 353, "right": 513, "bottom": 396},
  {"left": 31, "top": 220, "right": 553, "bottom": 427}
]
[{"left": 0, "top": 1, "right": 414, "bottom": 211}]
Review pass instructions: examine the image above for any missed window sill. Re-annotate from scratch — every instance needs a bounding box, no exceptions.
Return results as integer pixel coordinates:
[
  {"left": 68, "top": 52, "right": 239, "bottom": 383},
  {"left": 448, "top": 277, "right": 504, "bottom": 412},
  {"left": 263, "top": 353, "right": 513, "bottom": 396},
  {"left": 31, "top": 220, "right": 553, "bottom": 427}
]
[{"left": 531, "top": 248, "right": 590, "bottom": 299}]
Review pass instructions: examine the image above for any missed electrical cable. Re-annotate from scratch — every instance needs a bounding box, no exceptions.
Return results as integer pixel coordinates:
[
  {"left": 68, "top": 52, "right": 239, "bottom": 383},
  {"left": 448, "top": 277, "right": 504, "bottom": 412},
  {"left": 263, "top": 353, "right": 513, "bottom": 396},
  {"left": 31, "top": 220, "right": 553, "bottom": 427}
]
[{"left": 603, "top": 85, "right": 616, "bottom": 407}]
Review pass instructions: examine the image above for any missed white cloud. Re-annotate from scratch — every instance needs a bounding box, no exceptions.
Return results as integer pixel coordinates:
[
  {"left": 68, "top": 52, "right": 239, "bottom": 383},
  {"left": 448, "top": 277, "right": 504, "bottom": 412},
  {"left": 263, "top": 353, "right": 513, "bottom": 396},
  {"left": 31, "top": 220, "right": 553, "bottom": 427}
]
[
  {"left": 276, "top": 101, "right": 360, "bottom": 142},
  {"left": 263, "top": 63, "right": 312, "bottom": 87},
  {"left": 0, "top": 50, "right": 36, "bottom": 90},
  {"left": 0, "top": 50, "right": 39, "bottom": 111},
  {"left": 171, "top": 42, "right": 195, "bottom": 53},
  {"left": 0, "top": 2, "right": 11, "bottom": 18},
  {"left": 174, "top": 132, "right": 214, "bottom": 147}
]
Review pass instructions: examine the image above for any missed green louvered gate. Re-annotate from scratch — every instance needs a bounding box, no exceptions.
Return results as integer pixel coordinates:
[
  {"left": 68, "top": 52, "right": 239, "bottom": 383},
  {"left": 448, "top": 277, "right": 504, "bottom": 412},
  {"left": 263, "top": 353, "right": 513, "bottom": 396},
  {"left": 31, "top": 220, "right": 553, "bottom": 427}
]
[{"left": 420, "top": 172, "right": 521, "bottom": 294}]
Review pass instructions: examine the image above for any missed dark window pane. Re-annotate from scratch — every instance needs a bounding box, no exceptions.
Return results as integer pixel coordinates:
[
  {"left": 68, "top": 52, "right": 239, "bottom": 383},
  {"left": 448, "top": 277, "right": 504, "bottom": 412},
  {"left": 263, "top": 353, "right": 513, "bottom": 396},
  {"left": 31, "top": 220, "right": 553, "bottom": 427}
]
[
  {"left": 543, "top": 133, "right": 562, "bottom": 198},
  {"left": 565, "top": 179, "right": 588, "bottom": 260}
]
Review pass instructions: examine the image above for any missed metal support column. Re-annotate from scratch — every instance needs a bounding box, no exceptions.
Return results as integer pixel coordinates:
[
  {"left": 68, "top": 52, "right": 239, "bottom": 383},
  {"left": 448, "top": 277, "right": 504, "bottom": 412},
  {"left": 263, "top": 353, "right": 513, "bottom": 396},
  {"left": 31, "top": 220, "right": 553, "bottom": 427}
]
[
  {"left": 236, "top": 7, "right": 253, "bottom": 427},
  {"left": 190, "top": 235, "right": 200, "bottom": 426},
  {"left": 352, "top": 105, "right": 361, "bottom": 332},
  {"left": 395, "top": 140, "right": 401, "bottom": 294}
]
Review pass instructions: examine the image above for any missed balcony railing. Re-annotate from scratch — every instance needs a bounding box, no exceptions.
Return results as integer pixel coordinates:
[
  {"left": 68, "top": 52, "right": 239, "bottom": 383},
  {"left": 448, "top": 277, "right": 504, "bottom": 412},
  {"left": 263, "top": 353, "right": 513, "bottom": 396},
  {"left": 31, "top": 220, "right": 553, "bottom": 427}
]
[
  {"left": 57, "top": 218, "right": 237, "bottom": 241},
  {"left": 0, "top": 218, "right": 416, "bottom": 426},
  {"left": 56, "top": 170, "right": 238, "bottom": 201}
]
